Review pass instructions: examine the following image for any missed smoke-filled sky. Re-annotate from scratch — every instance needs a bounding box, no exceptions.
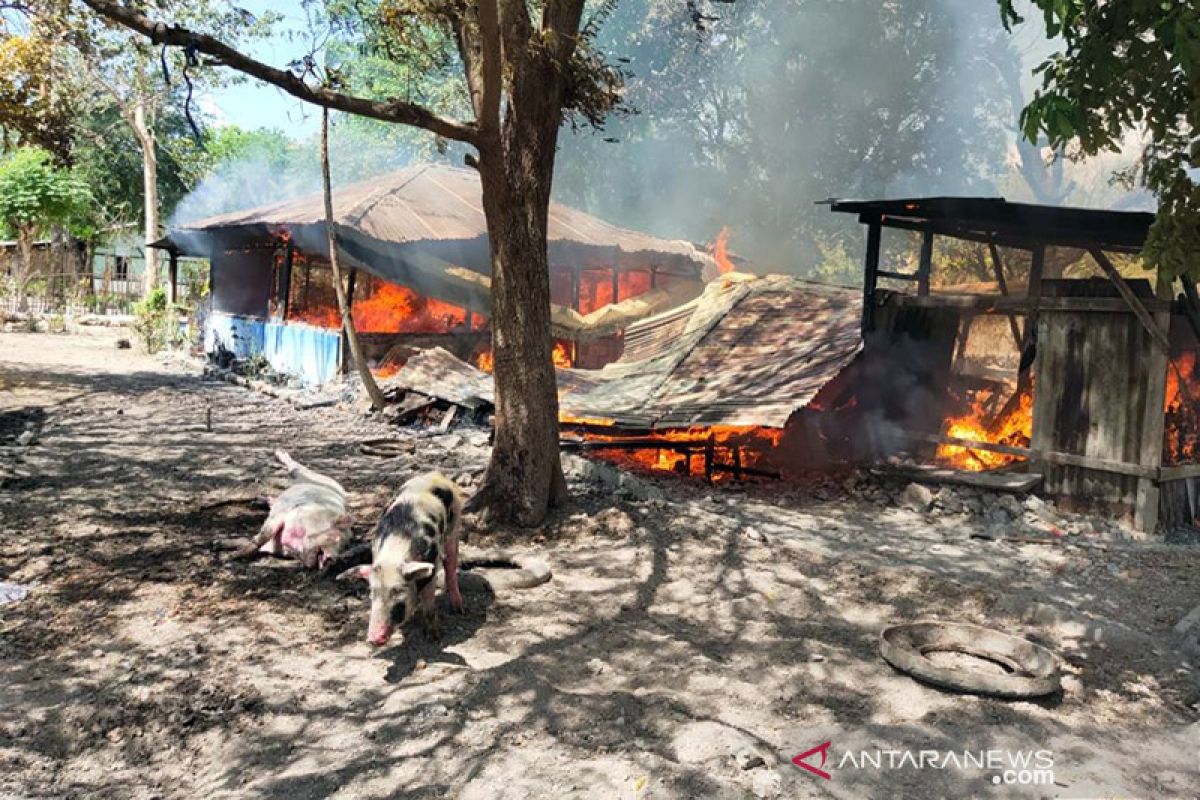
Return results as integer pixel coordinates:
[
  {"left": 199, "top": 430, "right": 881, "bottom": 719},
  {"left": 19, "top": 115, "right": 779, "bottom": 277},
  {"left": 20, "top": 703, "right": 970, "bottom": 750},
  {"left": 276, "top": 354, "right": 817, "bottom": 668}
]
[{"left": 191, "top": 0, "right": 1148, "bottom": 278}]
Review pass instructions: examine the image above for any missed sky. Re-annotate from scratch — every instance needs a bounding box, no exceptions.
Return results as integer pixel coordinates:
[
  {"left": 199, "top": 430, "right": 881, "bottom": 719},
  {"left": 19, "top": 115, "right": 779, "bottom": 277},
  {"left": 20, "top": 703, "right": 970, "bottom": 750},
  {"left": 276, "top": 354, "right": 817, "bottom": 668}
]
[{"left": 203, "top": 1, "right": 321, "bottom": 140}]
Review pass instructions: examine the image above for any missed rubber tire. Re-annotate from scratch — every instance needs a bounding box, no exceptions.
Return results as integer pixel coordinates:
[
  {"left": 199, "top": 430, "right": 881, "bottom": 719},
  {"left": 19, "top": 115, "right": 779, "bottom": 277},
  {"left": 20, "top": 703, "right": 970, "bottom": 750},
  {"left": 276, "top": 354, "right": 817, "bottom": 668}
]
[{"left": 880, "top": 621, "right": 1061, "bottom": 699}]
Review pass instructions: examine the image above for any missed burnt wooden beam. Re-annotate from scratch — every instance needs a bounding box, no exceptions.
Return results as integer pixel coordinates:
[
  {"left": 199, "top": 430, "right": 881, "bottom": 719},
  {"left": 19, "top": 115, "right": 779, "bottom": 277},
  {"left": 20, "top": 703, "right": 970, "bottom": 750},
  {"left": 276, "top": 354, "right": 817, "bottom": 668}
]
[
  {"left": 1180, "top": 279, "right": 1200, "bottom": 343},
  {"left": 887, "top": 293, "right": 1171, "bottom": 314},
  {"left": 987, "top": 243, "right": 1023, "bottom": 350},
  {"left": 917, "top": 231, "right": 933, "bottom": 296},
  {"left": 1089, "top": 248, "right": 1170, "bottom": 353},
  {"left": 877, "top": 270, "right": 920, "bottom": 282},
  {"left": 279, "top": 241, "right": 293, "bottom": 319},
  {"left": 861, "top": 217, "right": 882, "bottom": 334},
  {"left": 167, "top": 251, "right": 179, "bottom": 306}
]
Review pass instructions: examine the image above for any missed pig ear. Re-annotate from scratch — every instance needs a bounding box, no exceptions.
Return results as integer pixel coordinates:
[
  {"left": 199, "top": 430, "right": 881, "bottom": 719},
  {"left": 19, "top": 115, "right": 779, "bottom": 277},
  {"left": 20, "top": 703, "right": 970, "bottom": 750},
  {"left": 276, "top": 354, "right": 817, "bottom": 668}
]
[
  {"left": 401, "top": 562, "right": 435, "bottom": 582},
  {"left": 336, "top": 564, "right": 372, "bottom": 582}
]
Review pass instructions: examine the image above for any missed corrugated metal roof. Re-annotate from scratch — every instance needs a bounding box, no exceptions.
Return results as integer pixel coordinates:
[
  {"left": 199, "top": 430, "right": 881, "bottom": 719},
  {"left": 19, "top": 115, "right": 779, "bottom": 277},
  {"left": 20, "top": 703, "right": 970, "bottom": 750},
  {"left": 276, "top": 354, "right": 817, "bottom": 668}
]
[
  {"left": 559, "top": 275, "right": 863, "bottom": 428},
  {"left": 175, "top": 163, "right": 715, "bottom": 270},
  {"left": 389, "top": 275, "right": 863, "bottom": 430}
]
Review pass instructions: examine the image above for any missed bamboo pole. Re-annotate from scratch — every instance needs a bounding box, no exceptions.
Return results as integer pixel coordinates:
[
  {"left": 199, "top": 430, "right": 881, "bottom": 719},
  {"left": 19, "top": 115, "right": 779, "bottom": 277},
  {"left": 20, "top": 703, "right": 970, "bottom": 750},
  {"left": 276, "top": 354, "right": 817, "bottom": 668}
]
[{"left": 321, "top": 108, "right": 386, "bottom": 411}]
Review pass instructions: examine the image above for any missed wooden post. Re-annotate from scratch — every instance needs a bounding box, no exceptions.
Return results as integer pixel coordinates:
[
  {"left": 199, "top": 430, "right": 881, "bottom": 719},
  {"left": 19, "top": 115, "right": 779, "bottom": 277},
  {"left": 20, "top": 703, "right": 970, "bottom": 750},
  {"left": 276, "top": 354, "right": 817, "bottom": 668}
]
[
  {"left": 987, "top": 243, "right": 1024, "bottom": 350},
  {"left": 167, "top": 250, "right": 179, "bottom": 305},
  {"left": 917, "top": 230, "right": 933, "bottom": 296},
  {"left": 611, "top": 267, "right": 620, "bottom": 305},
  {"left": 704, "top": 433, "right": 715, "bottom": 484},
  {"left": 279, "top": 241, "right": 293, "bottom": 319},
  {"left": 861, "top": 217, "right": 882, "bottom": 334},
  {"left": 571, "top": 268, "right": 581, "bottom": 311},
  {"left": 340, "top": 268, "right": 359, "bottom": 376},
  {"left": 1134, "top": 275, "right": 1172, "bottom": 533},
  {"left": 650, "top": 265, "right": 658, "bottom": 290},
  {"left": 733, "top": 445, "right": 743, "bottom": 481}
]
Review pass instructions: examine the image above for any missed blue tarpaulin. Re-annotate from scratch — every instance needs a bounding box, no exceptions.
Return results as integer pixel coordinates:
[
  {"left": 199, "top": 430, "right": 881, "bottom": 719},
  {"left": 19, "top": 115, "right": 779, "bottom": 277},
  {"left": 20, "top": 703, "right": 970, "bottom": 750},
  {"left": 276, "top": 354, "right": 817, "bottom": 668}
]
[
  {"left": 205, "top": 312, "right": 265, "bottom": 358},
  {"left": 263, "top": 321, "right": 342, "bottom": 386},
  {"left": 204, "top": 313, "right": 341, "bottom": 386}
]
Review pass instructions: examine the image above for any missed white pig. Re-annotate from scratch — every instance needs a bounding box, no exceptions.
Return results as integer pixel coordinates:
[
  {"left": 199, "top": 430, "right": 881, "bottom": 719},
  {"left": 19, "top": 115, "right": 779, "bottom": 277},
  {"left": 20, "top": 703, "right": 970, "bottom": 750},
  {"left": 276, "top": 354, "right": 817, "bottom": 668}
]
[{"left": 236, "top": 450, "right": 351, "bottom": 569}]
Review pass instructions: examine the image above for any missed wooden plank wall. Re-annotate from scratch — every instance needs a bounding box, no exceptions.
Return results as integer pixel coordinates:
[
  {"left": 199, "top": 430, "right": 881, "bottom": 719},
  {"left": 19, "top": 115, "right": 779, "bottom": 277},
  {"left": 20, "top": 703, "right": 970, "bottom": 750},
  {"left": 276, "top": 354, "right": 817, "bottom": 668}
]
[{"left": 1031, "top": 279, "right": 1161, "bottom": 524}]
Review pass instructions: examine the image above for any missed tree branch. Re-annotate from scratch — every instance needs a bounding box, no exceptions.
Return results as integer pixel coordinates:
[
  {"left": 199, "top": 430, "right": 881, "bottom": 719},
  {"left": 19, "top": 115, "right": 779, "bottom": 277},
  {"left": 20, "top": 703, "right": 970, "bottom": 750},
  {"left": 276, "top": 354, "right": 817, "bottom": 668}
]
[
  {"left": 78, "top": 0, "right": 479, "bottom": 144},
  {"left": 476, "top": 0, "right": 502, "bottom": 138}
]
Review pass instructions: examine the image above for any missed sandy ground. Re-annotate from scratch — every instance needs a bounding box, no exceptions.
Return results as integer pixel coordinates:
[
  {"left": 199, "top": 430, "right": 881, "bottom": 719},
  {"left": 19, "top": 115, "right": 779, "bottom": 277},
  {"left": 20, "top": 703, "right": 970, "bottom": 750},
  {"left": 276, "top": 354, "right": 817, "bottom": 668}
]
[{"left": 1, "top": 329, "right": 1198, "bottom": 800}]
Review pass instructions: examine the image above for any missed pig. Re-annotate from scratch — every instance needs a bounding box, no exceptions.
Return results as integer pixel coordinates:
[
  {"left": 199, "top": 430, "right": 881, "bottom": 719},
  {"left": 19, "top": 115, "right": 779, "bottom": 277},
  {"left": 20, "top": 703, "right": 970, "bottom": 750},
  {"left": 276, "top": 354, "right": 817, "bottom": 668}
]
[
  {"left": 339, "top": 472, "right": 464, "bottom": 645},
  {"left": 235, "top": 450, "right": 352, "bottom": 569}
]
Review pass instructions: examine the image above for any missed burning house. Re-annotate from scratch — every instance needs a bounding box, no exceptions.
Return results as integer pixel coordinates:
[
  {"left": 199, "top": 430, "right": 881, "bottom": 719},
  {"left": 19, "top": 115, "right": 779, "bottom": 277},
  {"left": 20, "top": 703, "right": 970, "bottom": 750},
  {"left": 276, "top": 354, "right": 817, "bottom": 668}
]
[
  {"left": 151, "top": 164, "right": 716, "bottom": 384},
  {"left": 828, "top": 196, "right": 1200, "bottom": 533}
]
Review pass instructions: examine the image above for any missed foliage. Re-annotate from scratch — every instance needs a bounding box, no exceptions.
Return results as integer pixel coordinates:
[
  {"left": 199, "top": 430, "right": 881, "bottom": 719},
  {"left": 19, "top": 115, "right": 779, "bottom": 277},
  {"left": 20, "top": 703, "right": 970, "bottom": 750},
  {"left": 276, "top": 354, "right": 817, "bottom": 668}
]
[
  {"left": 131, "top": 285, "right": 179, "bottom": 353},
  {"left": 999, "top": 0, "right": 1200, "bottom": 280},
  {"left": 0, "top": 23, "right": 75, "bottom": 157},
  {"left": 0, "top": 147, "right": 92, "bottom": 235}
]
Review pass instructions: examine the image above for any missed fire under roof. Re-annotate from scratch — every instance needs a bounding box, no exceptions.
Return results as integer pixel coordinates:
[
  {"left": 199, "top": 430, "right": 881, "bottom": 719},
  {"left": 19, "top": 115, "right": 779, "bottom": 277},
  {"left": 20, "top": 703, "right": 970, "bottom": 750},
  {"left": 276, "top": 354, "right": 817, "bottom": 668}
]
[
  {"left": 390, "top": 275, "right": 864, "bottom": 429},
  {"left": 830, "top": 196, "right": 1155, "bottom": 253}
]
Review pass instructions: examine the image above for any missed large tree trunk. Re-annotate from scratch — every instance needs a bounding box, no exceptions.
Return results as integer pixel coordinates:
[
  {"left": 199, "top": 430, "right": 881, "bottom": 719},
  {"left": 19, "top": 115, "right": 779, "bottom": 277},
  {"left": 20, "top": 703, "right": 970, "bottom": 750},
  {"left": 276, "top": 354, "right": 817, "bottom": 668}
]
[
  {"left": 134, "top": 100, "right": 160, "bottom": 297},
  {"left": 470, "top": 21, "right": 574, "bottom": 527},
  {"left": 474, "top": 163, "right": 568, "bottom": 526}
]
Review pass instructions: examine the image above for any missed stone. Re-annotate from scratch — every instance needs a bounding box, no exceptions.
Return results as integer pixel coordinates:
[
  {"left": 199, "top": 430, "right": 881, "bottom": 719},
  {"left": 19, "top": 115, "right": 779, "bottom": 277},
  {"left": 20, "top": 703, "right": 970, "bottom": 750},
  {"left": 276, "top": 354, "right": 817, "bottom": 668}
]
[
  {"left": 997, "top": 494, "right": 1024, "bottom": 518},
  {"left": 900, "top": 482, "right": 934, "bottom": 512},
  {"left": 736, "top": 749, "right": 766, "bottom": 770},
  {"left": 15, "top": 431, "right": 34, "bottom": 447},
  {"left": 934, "top": 488, "right": 964, "bottom": 514},
  {"left": 742, "top": 526, "right": 769, "bottom": 544},
  {"left": 750, "top": 770, "right": 782, "bottom": 799}
]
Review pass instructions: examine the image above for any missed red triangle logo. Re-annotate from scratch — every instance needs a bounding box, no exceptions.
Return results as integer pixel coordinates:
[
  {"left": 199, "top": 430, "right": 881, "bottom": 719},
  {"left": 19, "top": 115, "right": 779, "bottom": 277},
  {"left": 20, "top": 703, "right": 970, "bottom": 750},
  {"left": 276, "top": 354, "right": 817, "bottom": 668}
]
[{"left": 792, "top": 740, "right": 833, "bottom": 780}]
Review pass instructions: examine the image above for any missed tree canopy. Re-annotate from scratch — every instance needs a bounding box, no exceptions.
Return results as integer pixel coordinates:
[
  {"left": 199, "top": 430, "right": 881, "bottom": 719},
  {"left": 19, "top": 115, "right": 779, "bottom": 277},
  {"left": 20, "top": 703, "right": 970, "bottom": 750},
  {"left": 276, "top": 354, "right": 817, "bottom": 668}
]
[
  {"left": 1000, "top": 0, "right": 1200, "bottom": 280},
  {"left": 0, "top": 146, "right": 92, "bottom": 237}
]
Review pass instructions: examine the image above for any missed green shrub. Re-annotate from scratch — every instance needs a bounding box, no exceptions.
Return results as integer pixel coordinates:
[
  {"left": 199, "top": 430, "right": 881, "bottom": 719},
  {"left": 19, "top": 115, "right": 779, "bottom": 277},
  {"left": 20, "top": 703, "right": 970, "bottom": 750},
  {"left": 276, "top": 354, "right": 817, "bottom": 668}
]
[{"left": 131, "top": 287, "right": 181, "bottom": 353}]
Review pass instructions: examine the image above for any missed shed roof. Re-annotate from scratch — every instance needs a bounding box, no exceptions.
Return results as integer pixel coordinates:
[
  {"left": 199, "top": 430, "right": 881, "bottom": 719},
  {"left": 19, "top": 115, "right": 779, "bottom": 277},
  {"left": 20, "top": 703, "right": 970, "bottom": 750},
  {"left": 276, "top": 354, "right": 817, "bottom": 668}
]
[
  {"left": 829, "top": 196, "right": 1155, "bottom": 253},
  {"left": 389, "top": 275, "right": 863, "bottom": 429},
  {"left": 166, "top": 163, "right": 715, "bottom": 273}
]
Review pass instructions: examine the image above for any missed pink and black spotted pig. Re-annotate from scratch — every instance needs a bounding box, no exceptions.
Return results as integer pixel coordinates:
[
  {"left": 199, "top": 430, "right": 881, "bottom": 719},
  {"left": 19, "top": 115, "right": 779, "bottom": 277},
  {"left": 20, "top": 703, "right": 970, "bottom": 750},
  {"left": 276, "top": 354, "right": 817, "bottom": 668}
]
[{"left": 340, "top": 472, "right": 464, "bottom": 645}]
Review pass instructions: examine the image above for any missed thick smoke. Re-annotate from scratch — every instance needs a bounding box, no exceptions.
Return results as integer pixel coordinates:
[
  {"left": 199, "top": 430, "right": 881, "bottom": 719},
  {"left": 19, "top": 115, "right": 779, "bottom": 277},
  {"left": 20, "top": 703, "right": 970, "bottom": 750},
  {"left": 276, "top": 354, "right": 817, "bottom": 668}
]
[{"left": 553, "top": 0, "right": 1148, "bottom": 279}]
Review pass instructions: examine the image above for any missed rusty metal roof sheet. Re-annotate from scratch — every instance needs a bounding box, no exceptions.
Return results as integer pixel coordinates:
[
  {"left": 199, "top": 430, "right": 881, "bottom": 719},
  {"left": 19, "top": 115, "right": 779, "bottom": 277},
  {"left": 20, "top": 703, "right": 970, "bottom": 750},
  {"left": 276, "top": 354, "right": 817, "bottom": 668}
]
[
  {"left": 389, "top": 275, "right": 863, "bottom": 430},
  {"left": 559, "top": 275, "right": 863, "bottom": 428}
]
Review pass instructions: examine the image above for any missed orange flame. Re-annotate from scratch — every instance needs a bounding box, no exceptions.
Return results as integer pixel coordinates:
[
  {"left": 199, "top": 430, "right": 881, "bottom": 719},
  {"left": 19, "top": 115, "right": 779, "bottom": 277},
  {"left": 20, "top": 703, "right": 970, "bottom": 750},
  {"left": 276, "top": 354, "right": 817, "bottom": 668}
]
[
  {"left": 561, "top": 418, "right": 782, "bottom": 480},
  {"left": 288, "top": 280, "right": 471, "bottom": 334},
  {"left": 474, "top": 340, "right": 574, "bottom": 373},
  {"left": 1165, "top": 351, "right": 1200, "bottom": 465},
  {"left": 553, "top": 341, "right": 574, "bottom": 368},
  {"left": 711, "top": 227, "right": 735, "bottom": 275},
  {"left": 936, "top": 385, "right": 1033, "bottom": 471}
]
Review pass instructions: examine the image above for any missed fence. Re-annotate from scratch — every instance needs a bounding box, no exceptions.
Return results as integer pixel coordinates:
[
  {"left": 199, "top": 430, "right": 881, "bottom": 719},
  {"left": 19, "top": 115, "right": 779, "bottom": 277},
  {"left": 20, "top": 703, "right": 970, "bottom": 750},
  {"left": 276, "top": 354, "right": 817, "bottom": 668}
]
[{"left": 1, "top": 265, "right": 201, "bottom": 317}]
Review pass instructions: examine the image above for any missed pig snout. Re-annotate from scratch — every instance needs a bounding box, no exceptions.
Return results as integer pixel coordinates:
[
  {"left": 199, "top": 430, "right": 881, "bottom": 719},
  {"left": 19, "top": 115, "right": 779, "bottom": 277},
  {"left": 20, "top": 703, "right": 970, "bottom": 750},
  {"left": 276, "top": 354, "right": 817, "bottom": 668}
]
[{"left": 367, "top": 623, "right": 393, "bottom": 646}]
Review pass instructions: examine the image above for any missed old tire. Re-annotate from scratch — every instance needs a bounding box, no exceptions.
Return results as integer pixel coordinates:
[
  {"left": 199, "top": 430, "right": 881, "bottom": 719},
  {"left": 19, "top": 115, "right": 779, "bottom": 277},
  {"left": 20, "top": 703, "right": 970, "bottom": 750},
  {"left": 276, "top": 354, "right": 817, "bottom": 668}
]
[{"left": 880, "top": 621, "right": 1061, "bottom": 699}]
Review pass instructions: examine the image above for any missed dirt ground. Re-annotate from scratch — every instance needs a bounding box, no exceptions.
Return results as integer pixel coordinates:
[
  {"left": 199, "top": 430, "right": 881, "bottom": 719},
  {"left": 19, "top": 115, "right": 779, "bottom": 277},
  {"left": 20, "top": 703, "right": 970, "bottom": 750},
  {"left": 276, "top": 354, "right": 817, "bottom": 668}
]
[{"left": 1, "top": 329, "right": 1198, "bottom": 800}]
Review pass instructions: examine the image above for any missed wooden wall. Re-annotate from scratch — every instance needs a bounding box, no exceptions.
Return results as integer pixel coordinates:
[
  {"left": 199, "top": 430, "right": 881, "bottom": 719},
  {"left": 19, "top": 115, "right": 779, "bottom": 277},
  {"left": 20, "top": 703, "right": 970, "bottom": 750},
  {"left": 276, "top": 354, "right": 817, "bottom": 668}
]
[{"left": 1031, "top": 279, "right": 1168, "bottom": 526}]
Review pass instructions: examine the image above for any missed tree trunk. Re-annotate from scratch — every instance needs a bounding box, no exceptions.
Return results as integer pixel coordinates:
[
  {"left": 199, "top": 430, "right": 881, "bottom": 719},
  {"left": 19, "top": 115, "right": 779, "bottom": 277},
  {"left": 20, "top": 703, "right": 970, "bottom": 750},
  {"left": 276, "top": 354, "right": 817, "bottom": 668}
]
[
  {"left": 470, "top": 37, "right": 572, "bottom": 527},
  {"left": 320, "top": 109, "right": 386, "bottom": 411},
  {"left": 13, "top": 225, "right": 35, "bottom": 313},
  {"left": 134, "top": 100, "right": 160, "bottom": 297}
]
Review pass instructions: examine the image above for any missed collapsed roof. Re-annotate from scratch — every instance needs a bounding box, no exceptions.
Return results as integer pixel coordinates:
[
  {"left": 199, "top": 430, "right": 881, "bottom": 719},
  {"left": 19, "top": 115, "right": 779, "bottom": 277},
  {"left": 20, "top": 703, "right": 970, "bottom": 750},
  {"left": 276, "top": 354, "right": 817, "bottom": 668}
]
[
  {"left": 157, "top": 163, "right": 717, "bottom": 319},
  {"left": 391, "top": 275, "right": 864, "bottom": 429}
]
